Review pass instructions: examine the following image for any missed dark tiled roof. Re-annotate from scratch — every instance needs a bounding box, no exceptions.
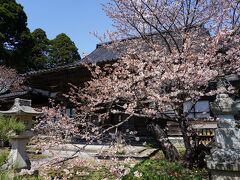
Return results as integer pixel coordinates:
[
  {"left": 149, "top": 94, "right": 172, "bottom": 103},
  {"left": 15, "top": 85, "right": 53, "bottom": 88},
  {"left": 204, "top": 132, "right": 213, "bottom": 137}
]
[
  {"left": 80, "top": 36, "right": 144, "bottom": 64},
  {"left": 80, "top": 37, "right": 160, "bottom": 64},
  {"left": 80, "top": 45, "right": 120, "bottom": 64},
  {"left": 24, "top": 63, "right": 81, "bottom": 76},
  {"left": 0, "top": 91, "right": 29, "bottom": 99}
]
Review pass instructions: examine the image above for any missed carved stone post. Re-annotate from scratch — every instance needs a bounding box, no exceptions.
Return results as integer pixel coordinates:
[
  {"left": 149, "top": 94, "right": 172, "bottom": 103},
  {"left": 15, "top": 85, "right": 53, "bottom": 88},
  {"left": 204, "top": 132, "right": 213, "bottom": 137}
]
[
  {"left": 0, "top": 98, "right": 42, "bottom": 171},
  {"left": 207, "top": 93, "right": 240, "bottom": 180}
]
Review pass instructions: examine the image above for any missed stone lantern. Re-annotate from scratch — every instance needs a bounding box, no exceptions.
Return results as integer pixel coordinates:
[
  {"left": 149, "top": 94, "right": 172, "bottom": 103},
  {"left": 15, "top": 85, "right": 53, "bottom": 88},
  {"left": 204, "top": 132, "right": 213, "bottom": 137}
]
[
  {"left": 0, "top": 98, "right": 43, "bottom": 171},
  {"left": 207, "top": 93, "right": 240, "bottom": 179}
]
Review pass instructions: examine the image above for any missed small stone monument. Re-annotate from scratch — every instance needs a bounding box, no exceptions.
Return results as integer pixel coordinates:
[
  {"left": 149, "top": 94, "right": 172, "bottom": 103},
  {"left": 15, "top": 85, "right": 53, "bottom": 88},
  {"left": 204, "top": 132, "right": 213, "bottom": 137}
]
[
  {"left": 0, "top": 98, "right": 42, "bottom": 171},
  {"left": 207, "top": 93, "right": 240, "bottom": 180}
]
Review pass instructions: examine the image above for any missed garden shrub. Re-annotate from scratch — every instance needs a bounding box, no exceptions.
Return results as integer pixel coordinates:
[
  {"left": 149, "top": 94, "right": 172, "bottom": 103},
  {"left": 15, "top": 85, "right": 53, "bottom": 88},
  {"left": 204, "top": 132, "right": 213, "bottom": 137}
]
[{"left": 0, "top": 115, "right": 26, "bottom": 141}]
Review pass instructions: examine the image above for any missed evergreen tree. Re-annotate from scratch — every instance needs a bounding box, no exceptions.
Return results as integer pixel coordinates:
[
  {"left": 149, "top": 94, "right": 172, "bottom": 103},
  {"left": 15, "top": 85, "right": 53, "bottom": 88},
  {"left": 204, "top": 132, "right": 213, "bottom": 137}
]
[
  {"left": 49, "top": 33, "right": 80, "bottom": 67},
  {"left": 0, "top": 0, "right": 33, "bottom": 72},
  {"left": 31, "top": 28, "right": 50, "bottom": 70}
]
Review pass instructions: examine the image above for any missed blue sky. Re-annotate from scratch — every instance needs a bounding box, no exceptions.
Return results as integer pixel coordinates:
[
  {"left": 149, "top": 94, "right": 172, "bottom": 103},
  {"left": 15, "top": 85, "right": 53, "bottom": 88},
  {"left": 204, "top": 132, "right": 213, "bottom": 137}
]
[{"left": 16, "top": 0, "right": 113, "bottom": 56}]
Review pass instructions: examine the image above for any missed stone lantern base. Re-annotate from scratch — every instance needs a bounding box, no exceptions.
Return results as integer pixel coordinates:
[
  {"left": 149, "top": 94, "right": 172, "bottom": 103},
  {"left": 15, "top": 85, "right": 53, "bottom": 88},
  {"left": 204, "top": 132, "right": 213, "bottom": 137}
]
[
  {"left": 206, "top": 128, "right": 240, "bottom": 180},
  {"left": 1, "top": 131, "right": 33, "bottom": 171},
  {"left": 207, "top": 164, "right": 240, "bottom": 180}
]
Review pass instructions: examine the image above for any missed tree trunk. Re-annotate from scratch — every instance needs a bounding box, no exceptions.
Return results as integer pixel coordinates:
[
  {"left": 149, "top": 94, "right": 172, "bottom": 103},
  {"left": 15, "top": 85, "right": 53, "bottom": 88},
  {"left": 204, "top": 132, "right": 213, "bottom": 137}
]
[
  {"left": 147, "top": 122, "right": 180, "bottom": 161},
  {"left": 179, "top": 119, "right": 195, "bottom": 167},
  {"left": 179, "top": 120, "right": 191, "bottom": 151}
]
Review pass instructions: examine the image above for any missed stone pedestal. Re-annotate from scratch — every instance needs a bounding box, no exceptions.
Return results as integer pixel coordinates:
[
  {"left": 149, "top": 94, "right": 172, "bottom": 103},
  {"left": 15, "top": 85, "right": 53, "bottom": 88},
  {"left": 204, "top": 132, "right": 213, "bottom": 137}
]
[
  {"left": 2, "top": 131, "right": 33, "bottom": 171},
  {"left": 207, "top": 94, "right": 240, "bottom": 180},
  {"left": 207, "top": 127, "right": 240, "bottom": 180}
]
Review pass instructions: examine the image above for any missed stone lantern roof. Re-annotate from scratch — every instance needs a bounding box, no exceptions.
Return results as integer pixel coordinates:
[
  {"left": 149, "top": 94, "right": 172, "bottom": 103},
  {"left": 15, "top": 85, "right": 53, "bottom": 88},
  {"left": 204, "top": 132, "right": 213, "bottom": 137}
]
[{"left": 0, "top": 98, "right": 43, "bottom": 116}]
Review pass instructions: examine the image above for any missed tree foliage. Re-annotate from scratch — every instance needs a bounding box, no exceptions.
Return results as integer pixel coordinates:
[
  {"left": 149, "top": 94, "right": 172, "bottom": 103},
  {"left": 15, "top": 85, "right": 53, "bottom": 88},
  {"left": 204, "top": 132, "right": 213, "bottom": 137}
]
[
  {"left": 0, "top": 0, "right": 33, "bottom": 72},
  {"left": 31, "top": 28, "right": 50, "bottom": 70},
  {"left": 31, "top": 31, "right": 81, "bottom": 69},
  {"left": 0, "top": 0, "right": 81, "bottom": 72},
  {"left": 49, "top": 33, "right": 81, "bottom": 67}
]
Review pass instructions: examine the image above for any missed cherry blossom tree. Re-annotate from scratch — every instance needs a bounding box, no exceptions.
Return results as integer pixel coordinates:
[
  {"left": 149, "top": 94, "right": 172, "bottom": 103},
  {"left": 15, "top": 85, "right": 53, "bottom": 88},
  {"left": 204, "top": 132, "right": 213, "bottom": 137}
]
[
  {"left": 95, "top": 0, "right": 240, "bottom": 160},
  {"left": 64, "top": 0, "right": 240, "bottom": 162},
  {"left": 0, "top": 65, "right": 23, "bottom": 94},
  {"left": 66, "top": 31, "right": 238, "bottom": 162},
  {"left": 36, "top": 0, "right": 240, "bottom": 164}
]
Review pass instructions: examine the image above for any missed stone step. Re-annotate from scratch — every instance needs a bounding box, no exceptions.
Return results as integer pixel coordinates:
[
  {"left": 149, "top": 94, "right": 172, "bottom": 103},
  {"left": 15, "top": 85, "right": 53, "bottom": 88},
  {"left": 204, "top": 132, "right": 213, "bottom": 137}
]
[
  {"left": 138, "top": 148, "right": 158, "bottom": 158},
  {"left": 40, "top": 144, "right": 158, "bottom": 160}
]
